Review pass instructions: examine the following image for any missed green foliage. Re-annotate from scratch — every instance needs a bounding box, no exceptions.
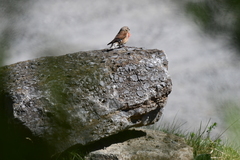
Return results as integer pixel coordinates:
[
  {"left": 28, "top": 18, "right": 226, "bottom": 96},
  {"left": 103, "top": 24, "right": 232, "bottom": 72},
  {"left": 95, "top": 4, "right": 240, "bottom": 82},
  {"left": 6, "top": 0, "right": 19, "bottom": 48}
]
[
  {"left": 185, "top": 0, "right": 240, "bottom": 53},
  {"left": 221, "top": 101, "right": 240, "bottom": 147},
  {"left": 149, "top": 118, "right": 240, "bottom": 160},
  {"left": 185, "top": 2, "right": 215, "bottom": 31},
  {"left": 187, "top": 121, "right": 221, "bottom": 158},
  {"left": 186, "top": 122, "right": 240, "bottom": 159}
]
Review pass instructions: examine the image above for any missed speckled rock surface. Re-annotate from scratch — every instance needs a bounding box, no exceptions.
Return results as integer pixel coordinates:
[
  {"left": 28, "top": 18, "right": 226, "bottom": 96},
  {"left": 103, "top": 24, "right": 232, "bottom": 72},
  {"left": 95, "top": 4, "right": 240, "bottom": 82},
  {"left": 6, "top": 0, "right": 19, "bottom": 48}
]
[
  {"left": 85, "top": 128, "right": 193, "bottom": 160},
  {"left": 0, "top": 47, "right": 172, "bottom": 156}
]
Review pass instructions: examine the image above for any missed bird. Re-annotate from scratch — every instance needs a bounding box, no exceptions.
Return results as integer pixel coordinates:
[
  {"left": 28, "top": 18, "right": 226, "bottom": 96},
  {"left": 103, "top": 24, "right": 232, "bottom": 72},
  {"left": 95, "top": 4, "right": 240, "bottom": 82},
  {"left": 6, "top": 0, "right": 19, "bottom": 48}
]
[{"left": 107, "top": 26, "right": 131, "bottom": 48}]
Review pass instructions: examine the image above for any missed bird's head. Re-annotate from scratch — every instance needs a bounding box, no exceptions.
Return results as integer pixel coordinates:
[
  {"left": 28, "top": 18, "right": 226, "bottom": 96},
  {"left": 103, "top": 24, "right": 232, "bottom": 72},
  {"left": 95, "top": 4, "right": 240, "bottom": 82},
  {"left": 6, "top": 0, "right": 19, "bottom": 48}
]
[{"left": 121, "top": 26, "right": 130, "bottom": 32}]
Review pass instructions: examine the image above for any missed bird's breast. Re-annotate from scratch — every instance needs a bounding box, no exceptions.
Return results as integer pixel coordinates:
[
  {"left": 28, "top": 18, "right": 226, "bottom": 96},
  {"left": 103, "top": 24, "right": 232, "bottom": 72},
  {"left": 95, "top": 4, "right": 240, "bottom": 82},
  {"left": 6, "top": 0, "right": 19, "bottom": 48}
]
[{"left": 127, "top": 32, "right": 131, "bottom": 38}]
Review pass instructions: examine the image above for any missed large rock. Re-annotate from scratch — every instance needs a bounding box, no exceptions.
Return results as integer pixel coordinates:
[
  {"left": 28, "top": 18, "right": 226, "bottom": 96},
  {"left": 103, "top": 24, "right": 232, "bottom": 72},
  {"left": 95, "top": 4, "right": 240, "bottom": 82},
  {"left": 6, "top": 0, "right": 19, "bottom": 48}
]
[
  {"left": 0, "top": 47, "right": 172, "bottom": 158},
  {"left": 85, "top": 128, "right": 193, "bottom": 160}
]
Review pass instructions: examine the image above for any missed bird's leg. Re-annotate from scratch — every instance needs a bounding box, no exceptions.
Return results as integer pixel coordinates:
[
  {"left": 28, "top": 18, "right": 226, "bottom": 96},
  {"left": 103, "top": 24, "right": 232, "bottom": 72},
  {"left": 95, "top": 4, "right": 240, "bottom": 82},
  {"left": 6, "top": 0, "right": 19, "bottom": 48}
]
[{"left": 117, "top": 40, "right": 123, "bottom": 48}]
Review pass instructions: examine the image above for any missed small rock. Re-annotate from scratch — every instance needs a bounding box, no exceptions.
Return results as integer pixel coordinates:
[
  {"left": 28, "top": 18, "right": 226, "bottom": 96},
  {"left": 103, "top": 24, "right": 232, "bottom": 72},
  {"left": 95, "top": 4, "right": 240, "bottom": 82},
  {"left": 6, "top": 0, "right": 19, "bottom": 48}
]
[{"left": 85, "top": 128, "right": 193, "bottom": 160}]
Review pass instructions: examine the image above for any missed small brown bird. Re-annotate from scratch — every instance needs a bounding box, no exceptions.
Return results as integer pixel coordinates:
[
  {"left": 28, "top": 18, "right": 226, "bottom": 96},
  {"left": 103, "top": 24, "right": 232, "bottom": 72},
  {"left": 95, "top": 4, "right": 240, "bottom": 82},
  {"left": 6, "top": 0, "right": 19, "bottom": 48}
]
[{"left": 107, "top": 26, "right": 131, "bottom": 48}]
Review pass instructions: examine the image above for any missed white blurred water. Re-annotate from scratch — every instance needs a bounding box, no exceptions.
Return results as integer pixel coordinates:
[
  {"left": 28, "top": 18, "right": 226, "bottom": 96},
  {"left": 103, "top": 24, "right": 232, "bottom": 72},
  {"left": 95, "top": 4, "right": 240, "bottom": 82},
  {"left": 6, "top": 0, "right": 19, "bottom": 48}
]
[{"left": 1, "top": 0, "right": 240, "bottom": 140}]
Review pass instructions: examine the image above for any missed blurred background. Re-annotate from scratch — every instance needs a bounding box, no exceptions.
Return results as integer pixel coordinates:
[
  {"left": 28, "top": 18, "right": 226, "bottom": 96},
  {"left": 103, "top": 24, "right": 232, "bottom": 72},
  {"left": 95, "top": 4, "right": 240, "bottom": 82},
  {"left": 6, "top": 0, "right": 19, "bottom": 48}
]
[{"left": 1, "top": 0, "right": 240, "bottom": 145}]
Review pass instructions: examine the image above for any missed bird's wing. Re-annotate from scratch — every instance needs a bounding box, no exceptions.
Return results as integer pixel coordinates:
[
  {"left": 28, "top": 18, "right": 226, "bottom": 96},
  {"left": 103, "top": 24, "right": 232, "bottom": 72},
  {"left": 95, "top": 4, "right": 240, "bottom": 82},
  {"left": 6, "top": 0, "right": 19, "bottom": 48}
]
[
  {"left": 107, "top": 31, "right": 127, "bottom": 45},
  {"left": 115, "top": 30, "right": 128, "bottom": 40}
]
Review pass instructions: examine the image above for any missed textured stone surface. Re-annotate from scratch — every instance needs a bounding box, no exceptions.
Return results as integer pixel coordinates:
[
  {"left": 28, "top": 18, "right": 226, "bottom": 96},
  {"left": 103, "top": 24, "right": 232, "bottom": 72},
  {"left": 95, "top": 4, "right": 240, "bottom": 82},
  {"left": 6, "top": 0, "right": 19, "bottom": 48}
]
[
  {"left": 0, "top": 47, "right": 172, "bottom": 156},
  {"left": 85, "top": 128, "right": 193, "bottom": 160}
]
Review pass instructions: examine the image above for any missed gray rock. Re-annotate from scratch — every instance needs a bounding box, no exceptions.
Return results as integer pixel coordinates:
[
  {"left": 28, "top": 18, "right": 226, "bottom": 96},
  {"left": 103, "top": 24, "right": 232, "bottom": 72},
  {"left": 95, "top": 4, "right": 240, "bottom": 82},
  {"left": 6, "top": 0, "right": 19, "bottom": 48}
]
[
  {"left": 85, "top": 128, "right": 193, "bottom": 160},
  {"left": 0, "top": 47, "right": 172, "bottom": 156}
]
